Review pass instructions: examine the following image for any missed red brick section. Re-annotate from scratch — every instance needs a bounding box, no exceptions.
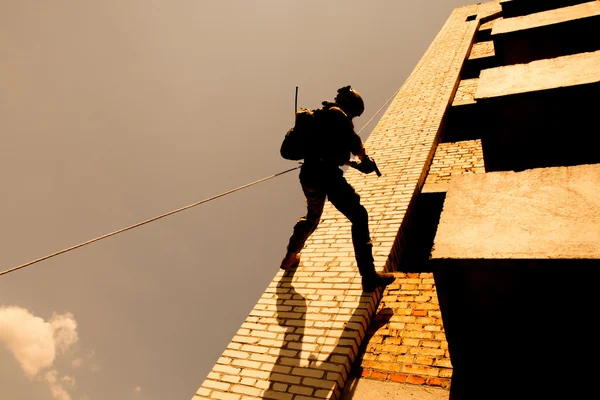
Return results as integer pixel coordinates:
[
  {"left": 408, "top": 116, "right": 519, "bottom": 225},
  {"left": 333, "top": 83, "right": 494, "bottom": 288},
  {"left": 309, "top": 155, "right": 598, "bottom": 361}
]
[
  {"left": 357, "top": 273, "right": 452, "bottom": 389},
  {"left": 192, "top": 2, "right": 500, "bottom": 399}
]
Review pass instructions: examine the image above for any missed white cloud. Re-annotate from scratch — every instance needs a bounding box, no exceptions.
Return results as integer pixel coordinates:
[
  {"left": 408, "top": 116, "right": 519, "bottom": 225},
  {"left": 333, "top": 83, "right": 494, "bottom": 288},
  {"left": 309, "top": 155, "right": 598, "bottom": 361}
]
[
  {"left": 134, "top": 386, "right": 142, "bottom": 393},
  {"left": 50, "top": 313, "right": 78, "bottom": 354},
  {"left": 0, "top": 306, "right": 80, "bottom": 400},
  {"left": 0, "top": 306, "right": 57, "bottom": 376},
  {"left": 45, "top": 369, "right": 73, "bottom": 400}
]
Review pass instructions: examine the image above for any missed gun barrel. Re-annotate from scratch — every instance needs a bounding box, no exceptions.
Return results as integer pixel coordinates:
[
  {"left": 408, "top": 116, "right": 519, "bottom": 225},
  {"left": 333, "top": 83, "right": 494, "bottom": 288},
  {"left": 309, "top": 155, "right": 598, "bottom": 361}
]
[{"left": 374, "top": 164, "right": 382, "bottom": 177}]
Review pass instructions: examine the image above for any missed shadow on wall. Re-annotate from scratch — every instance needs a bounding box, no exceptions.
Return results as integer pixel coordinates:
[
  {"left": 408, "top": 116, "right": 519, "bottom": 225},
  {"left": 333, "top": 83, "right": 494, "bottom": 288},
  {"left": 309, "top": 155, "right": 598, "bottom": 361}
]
[
  {"left": 340, "top": 307, "right": 394, "bottom": 399},
  {"left": 397, "top": 192, "right": 447, "bottom": 274},
  {"left": 434, "top": 260, "right": 600, "bottom": 400},
  {"left": 268, "top": 268, "right": 392, "bottom": 399}
]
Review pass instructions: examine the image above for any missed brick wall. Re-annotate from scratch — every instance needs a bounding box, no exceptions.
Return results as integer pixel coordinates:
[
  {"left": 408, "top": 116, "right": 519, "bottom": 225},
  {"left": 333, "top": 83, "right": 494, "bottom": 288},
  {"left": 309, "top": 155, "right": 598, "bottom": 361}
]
[
  {"left": 192, "top": 2, "right": 501, "bottom": 399},
  {"left": 424, "top": 140, "right": 485, "bottom": 185},
  {"left": 452, "top": 80, "right": 479, "bottom": 106},
  {"left": 355, "top": 137, "right": 486, "bottom": 390},
  {"left": 480, "top": 16, "right": 502, "bottom": 31},
  {"left": 358, "top": 272, "right": 452, "bottom": 389},
  {"left": 469, "top": 41, "right": 496, "bottom": 59}
]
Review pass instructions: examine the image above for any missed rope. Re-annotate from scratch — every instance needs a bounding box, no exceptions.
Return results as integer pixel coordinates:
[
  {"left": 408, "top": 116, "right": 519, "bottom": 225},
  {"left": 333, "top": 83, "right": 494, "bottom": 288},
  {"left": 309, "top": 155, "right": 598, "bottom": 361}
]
[
  {"left": 1, "top": 86, "right": 400, "bottom": 278},
  {"left": 357, "top": 87, "right": 400, "bottom": 135},
  {"left": 0, "top": 165, "right": 301, "bottom": 277}
]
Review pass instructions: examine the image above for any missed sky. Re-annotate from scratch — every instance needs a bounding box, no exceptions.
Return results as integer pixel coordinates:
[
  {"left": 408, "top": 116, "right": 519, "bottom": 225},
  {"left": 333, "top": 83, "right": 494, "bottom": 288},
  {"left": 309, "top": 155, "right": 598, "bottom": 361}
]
[{"left": 0, "top": 1, "right": 476, "bottom": 399}]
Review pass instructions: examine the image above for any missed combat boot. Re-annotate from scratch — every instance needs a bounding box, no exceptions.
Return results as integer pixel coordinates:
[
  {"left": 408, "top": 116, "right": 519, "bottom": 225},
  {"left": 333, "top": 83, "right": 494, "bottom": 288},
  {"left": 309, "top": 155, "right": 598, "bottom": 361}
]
[
  {"left": 361, "top": 272, "right": 395, "bottom": 293},
  {"left": 280, "top": 252, "right": 300, "bottom": 271}
]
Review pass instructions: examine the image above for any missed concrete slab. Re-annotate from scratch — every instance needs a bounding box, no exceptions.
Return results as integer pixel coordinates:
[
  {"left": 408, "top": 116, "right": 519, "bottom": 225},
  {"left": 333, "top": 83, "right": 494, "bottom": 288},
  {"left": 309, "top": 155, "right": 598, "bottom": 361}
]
[
  {"left": 422, "top": 182, "right": 449, "bottom": 194},
  {"left": 474, "top": 50, "right": 600, "bottom": 99},
  {"left": 431, "top": 164, "right": 600, "bottom": 260},
  {"left": 492, "top": 1, "right": 600, "bottom": 35},
  {"left": 341, "top": 377, "right": 450, "bottom": 400}
]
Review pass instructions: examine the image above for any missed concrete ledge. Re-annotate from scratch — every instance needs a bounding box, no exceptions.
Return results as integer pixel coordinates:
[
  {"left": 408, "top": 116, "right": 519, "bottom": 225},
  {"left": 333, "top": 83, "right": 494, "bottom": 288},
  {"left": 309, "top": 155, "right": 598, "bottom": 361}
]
[
  {"left": 341, "top": 377, "right": 449, "bottom": 400},
  {"left": 431, "top": 164, "right": 600, "bottom": 261},
  {"left": 475, "top": 50, "right": 600, "bottom": 99},
  {"left": 492, "top": 1, "right": 600, "bottom": 35},
  {"left": 422, "top": 183, "right": 450, "bottom": 194},
  {"left": 491, "top": 2, "right": 600, "bottom": 65}
]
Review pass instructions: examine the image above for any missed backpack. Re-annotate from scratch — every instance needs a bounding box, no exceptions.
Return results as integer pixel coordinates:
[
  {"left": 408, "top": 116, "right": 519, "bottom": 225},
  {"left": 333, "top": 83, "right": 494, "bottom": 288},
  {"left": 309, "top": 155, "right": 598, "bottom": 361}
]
[{"left": 280, "top": 108, "right": 315, "bottom": 161}]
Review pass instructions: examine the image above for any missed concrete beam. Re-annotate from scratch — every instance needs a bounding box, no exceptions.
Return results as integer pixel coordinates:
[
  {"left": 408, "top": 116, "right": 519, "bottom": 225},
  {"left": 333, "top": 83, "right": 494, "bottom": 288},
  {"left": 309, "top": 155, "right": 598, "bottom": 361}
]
[
  {"left": 430, "top": 165, "right": 600, "bottom": 399},
  {"left": 475, "top": 50, "right": 600, "bottom": 99},
  {"left": 431, "top": 164, "right": 600, "bottom": 261},
  {"left": 493, "top": 1, "right": 600, "bottom": 35},
  {"left": 492, "top": 2, "right": 600, "bottom": 64}
]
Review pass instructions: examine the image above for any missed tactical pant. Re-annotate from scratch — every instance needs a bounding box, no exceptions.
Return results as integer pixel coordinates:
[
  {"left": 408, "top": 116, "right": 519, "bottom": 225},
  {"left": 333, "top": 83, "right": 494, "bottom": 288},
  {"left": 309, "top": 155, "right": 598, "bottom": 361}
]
[{"left": 285, "top": 163, "right": 375, "bottom": 276}]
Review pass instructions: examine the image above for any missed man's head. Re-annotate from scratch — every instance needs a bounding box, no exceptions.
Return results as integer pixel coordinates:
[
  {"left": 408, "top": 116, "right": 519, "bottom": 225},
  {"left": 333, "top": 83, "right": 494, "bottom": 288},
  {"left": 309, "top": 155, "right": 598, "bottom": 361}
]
[{"left": 334, "top": 85, "right": 364, "bottom": 118}]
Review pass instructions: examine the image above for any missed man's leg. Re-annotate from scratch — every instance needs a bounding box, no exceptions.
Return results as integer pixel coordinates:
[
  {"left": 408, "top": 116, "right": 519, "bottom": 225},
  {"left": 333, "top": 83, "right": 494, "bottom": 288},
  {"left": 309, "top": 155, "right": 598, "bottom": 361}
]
[
  {"left": 280, "top": 186, "right": 325, "bottom": 270},
  {"left": 327, "top": 176, "right": 395, "bottom": 292}
]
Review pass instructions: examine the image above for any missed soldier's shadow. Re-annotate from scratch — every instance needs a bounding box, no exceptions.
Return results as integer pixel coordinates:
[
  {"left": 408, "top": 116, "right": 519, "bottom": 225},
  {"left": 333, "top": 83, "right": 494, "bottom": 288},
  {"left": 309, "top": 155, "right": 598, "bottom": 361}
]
[{"left": 267, "top": 267, "right": 392, "bottom": 398}]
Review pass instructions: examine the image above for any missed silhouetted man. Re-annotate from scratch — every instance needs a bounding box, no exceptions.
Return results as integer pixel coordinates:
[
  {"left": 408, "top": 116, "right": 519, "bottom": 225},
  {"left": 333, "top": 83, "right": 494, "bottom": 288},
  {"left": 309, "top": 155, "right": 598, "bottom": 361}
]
[{"left": 280, "top": 85, "right": 395, "bottom": 292}]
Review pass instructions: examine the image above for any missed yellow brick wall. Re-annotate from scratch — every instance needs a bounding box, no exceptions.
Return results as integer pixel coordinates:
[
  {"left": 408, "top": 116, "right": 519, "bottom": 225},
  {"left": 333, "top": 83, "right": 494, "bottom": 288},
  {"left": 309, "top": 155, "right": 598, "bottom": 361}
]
[
  {"left": 480, "top": 16, "right": 502, "bottom": 31},
  {"left": 193, "top": 2, "right": 500, "bottom": 399},
  {"left": 469, "top": 41, "right": 495, "bottom": 59},
  {"left": 452, "top": 80, "right": 479, "bottom": 106},
  {"left": 424, "top": 140, "right": 485, "bottom": 184}
]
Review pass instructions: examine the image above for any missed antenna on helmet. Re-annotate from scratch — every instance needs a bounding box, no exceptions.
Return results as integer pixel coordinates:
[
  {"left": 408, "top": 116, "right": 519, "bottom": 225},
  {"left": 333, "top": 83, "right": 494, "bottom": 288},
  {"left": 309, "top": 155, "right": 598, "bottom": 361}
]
[{"left": 295, "top": 85, "right": 299, "bottom": 116}]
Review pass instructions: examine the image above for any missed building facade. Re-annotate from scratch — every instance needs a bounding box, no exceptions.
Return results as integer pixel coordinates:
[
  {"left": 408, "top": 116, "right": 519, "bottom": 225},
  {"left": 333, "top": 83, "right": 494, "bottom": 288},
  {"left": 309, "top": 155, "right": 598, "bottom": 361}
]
[{"left": 193, "top": 1, "right": 600, "bottom": 399}]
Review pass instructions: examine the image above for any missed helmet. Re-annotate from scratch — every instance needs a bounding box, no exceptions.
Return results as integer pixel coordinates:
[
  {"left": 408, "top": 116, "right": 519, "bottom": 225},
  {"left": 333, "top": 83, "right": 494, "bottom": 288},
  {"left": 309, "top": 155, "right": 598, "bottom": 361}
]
[{"left": 335, "top": 85, "right": 364, "bottom": 118}]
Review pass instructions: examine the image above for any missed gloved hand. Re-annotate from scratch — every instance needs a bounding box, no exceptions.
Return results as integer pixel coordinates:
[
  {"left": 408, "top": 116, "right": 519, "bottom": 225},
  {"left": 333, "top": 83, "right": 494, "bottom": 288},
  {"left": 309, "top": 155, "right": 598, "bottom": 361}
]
[
  {"left": 356, "top": 156, "right": 377, "bottom": 174},
  {"left": 348, "top": 155, "right": 381, "bottom": 176}
]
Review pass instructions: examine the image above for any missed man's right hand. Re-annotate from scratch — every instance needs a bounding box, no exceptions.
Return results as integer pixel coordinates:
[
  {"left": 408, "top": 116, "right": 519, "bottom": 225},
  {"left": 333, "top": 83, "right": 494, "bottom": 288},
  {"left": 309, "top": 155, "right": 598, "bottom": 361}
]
[
  {"left": 358, "top": 156, "right": 377, "bottom": 174},
  {"left": 348, "top": 155, "right": 382, "bottom": 176}
]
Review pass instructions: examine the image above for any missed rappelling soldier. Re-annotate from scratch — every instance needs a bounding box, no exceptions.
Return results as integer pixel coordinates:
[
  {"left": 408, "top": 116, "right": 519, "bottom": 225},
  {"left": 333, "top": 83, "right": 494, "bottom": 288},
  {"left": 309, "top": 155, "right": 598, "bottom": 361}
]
[{"left": 279, "top": 85, "right": 395, "bottom": 293}]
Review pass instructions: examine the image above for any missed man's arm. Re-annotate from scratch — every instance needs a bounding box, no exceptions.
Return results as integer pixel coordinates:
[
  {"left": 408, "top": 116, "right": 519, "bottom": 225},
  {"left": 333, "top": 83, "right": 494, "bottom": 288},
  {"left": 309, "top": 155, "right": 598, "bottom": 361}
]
[
  {"left": 349, "top": 145, "right": 381, "bottom": 176},
  {"left": 354, "top": 146, "right": 366, "bottom": 161},
  {"left": 330, "top": 106, "right": 380, "bottom": 175}
]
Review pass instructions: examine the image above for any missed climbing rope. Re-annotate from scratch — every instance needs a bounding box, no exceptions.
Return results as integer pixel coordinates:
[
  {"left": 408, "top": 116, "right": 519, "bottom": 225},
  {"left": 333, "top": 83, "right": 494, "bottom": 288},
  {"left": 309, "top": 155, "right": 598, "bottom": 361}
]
[
  {"left": 0, "top": 86, "right": 400, "bottom": 278},
  {"left": 0, "top": 166, "right": 300, "bottom": 277},
  {"left": 356, "top": 87, "right": 399, "bottom": 136}
]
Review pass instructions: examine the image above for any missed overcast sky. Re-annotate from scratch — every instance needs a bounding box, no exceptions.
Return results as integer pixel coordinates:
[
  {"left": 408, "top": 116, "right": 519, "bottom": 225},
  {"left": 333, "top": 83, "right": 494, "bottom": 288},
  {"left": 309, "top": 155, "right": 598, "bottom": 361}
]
[{"left": 0, "top": 1, "right": 476, "bottom": 399}]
